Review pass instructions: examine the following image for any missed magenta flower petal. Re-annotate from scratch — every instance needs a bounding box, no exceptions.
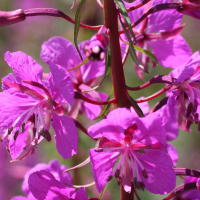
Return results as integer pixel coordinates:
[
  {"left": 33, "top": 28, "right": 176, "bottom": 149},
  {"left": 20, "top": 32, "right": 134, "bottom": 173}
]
[
  {"left": 148, "top": 35, "right": 192, "bottom": 68},
  {"left": 166, "top": 143, "right": 178, "bottom": 166},
  {"left": 82, "top": 92, "right": 107, "bottom": 120},
  {"left": 133, "top": 112, "right": 166, "bottom": 148},
  {"left": 41, "top": 36, "right": 80, "bottom": 71},
  {"left": 4, "top": 51, "right": 43, "bottom": 84},
  {"left": 89, "top": 148, "right": 120, "bottom": 193},
  {"left": 52, "top": 114, "right": 78, "bottom": 159},
  {"left": 48, "top": 64, "right": 74, "bottom": 105},
  {"left": 28, "top": 170, "right": 75, "bottom": 200},
  {"left": 9, "top": 126, "right": 29, "bottom": 159},
  {"left": 88, "top": 108, "right": 134, "bottom": 142},
  {"left": 72, "top": 187, "right": 88, "bottom": 200},
  {"left": 2, "top": 73, "right": 16, "bottom": 91},
  {"left": 0, "top": 91, "right": 36, "bottom": 130},
  {"left": 148, "top": 0, "right": 183, "bottom": 32},
  {"left": 22, "top": 160, "right": 72, "bottom": 196},
  {"left": 136, "top": 150, "right": 176, "bottom": 194}
]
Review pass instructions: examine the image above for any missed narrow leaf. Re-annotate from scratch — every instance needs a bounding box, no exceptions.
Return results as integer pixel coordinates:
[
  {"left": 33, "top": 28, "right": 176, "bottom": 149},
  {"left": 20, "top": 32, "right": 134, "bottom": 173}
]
[
  {"left": 100, "top": 185, "right": 107, "bottom": 200},
  {"left": 115, "top": 0, "right": 136, "bottom": 41},
  {"left": 74, "top": 0, "right": 87, "bottom": 60},
  {"left": 67, "top": 57, "right": 89, "bottom": 71},
  {"left": 94, "top": 87, "right": 114, "bottom": 119},
  {"left": 119, "top": 16, "right": 145, "bottom": 72},
  {"left": 126, "top": 91, "right": 144, "bottom": 117}
]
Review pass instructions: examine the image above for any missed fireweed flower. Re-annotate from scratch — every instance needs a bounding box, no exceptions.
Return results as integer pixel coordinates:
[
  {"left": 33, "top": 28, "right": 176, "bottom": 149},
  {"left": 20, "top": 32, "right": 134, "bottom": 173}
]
[
  {"left": 11, "top": 159, "right": 73, "bottom": 200},
  {"left": 88, "top": 108, "right": 176, "bottom": 194},
  {"left": 121, "top": 0, "right": 191, "bottom": 80},
  {"left": 41, "top": 37, "right": 107, "bottom": 120},
  {"left": 167, "top": 51, "right": 200, "bottom": 130},
  {"left": 0, "top": 51, "right": 78, "bottom": 160}
]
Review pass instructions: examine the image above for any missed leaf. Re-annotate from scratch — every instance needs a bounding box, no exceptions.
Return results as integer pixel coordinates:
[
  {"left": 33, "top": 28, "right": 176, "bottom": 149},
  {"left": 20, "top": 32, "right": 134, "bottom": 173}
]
[
  {"left": 126, "top": 92, "right": 144, "bottom": 117},
  {"left": 94, "top": 87, "right": 114, "bottom": 119},
  {"left": 100, "top": 184, "right": 107, "bottom": 200},
  {"left": 74, "top": 0, "right": 87, "bottom": 60},
  {"left": 105, "top": 45, "right": 112, "bottom": 76},
  {"left": 67, "top": 57, "right": 89, "bottom": 71},
  {"left": 114, "top": 0, "right": 136, "bottom": 42},
  {"left": 122, "top": 39, "right": 158, "bottom": 65},
  {"left": 119, "top": 16, "right": 145, "bottom": 72}
]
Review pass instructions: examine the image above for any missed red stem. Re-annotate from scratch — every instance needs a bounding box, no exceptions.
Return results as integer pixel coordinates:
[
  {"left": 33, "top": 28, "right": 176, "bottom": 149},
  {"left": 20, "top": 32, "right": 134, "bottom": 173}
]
[
  {"left": 135, "top": 85, "right": 171, "bottom": 103},
  {"left": 24, "top": 8, "right": 101, "bottom": 30},
  {"left": 124, "top": 0, "right": 151, "bottom": 13},
  {"left": 74, "top": 92, "right": 116, "bottom": 105},
  {"left": 104, "top": 0, "right": 133, "bottom": 199},
  {"left": 104, "top": 0, "right": 130, "bottom": 108}
]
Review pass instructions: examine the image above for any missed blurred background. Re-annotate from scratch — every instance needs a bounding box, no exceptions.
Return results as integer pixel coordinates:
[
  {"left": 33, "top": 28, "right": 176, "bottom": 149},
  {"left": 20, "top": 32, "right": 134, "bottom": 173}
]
[{"left": 0, "top": 0, "right": 200, "bottom": 199}]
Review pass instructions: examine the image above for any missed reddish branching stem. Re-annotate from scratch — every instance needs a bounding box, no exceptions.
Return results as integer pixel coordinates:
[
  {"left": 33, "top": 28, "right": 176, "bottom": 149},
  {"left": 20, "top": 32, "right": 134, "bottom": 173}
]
[
  {"left": 24, "top": 8, "right": 101, "bottom": 30},
  {"left": 125, "top": 75, "right": 175, "bottom": 91},
  {"left": 122, "top": 0, "right": 151, "bottom": 13},
  {"left": 175, "top": 168, "right": 200, "bottom": 178},
  {"left": 96, "top": 0, "right": 104, "bottom": 9},
  {"left": 118, "top": 3, "right": 180, "bottom": 34},
  {"left": 135, "top": 85, "right": 171, "bottom": 103},
  {"left": 74, "top": 91, "right": 116, "bottom": 105},
  {"left": 72, "top": 118, "right": 97, "bottom": 141},
  {"left": 163, "top": 182, "right": 197, "bottom": 200}
]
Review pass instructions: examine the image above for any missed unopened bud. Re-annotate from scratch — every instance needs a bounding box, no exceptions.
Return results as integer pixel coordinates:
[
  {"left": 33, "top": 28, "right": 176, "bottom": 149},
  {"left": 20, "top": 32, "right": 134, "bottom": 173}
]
[{"left": 0, "top": 9, "right": 25, "bottom": 27}]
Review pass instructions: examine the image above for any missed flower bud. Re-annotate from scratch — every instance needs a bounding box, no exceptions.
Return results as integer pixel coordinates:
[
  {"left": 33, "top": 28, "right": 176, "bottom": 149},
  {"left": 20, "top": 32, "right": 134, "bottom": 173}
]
[
  {"left": 84, "top": 33, "right": 109, "bottom": 61},
  {"left": 0, "top": 9, "right": 25, "bottom": 27}
]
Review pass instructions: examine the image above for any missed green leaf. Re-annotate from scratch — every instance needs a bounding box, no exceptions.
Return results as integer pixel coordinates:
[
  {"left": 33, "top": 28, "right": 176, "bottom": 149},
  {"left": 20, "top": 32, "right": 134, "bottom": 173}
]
[
  {"left": 67, "top": 57, "right": 89, "bottom": 71},
  {"left": 114, "top": 0, "right": 136, "bottom": 42},
  {"left": 119, "top": 16, "right": 145, "bottom": 72},
  {"left": 105, "top": 45, "right": 112, "bottom": 76},
  {"left": 74, "top": 0, "right": 87, "bottom": 60},
  {"left": 127, "top": 93, "right": 144, "bottom": 117},
  {"left": 100, "top": 184, "right": 107, "bottom": 200},
  {"left": 122, "top": 40, "right": 158, "bottom": 65},
  {"left": 94, "top": 87, "right": 114, "bottom": 119}
]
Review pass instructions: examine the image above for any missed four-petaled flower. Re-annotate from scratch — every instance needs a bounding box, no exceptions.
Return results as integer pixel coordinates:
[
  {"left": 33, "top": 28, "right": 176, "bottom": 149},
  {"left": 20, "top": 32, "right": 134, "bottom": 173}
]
[
  {"left": 88, "top": 108, "right": 176, "bottom": 194},
  {"left": 0, "top": 51, "right": 78, "bottom": 160}
]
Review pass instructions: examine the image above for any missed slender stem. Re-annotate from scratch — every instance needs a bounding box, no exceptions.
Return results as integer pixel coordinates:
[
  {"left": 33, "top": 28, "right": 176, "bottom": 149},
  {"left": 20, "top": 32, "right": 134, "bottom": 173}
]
[
  {"left": 135, "top": 85, "right": 171, "bottom": 103},
  {"left": 104, "top": 0, "right": 130, "bottom": 108},
  {"left": 124, "top": 0, "right": 151, "bottom": 13},
  {"left": 74, "top": 92, "right": 116, "bottom": 105},
  {"left": 96, "top": 0, "right": 104, "bottom": 9},
  {"left": 24, "top": 8, "right": 101, "bottom": 30}
]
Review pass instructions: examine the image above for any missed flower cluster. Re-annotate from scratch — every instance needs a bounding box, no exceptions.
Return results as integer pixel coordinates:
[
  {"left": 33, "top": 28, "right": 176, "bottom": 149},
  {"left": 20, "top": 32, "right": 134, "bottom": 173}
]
[{"left": 1, "top": 0, "right": 200, "bottom": 199}]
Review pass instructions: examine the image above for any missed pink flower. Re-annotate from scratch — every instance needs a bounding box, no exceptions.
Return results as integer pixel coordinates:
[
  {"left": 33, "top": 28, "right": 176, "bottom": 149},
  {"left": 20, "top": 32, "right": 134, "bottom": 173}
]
[
  {"left": 88, "top": 108, "right": 176, "bottom": 194},
  {"left": 41, "top": 37, "right": 107, "bottom": 120},
  {"left": 0, "top": 51, "right": 78, "bottom": 160},
  {"left": 167, "top": 51, "right": 200, "bottom": 130}
]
